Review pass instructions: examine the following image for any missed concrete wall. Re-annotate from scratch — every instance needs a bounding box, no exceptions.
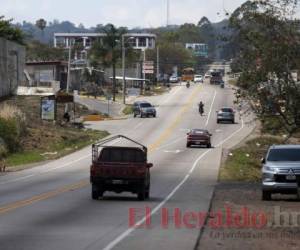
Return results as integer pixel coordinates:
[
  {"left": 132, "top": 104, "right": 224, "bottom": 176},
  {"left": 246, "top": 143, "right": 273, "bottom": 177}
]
[{"left": 0, "top": 38, "right": 25, "bottom": 97}]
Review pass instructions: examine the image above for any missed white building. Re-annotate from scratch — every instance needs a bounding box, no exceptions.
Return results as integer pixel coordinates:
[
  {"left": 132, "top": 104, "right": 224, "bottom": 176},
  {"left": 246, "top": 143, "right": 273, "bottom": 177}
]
[{"left": 54, "top": 33, "right": 156, "bottom": 57}]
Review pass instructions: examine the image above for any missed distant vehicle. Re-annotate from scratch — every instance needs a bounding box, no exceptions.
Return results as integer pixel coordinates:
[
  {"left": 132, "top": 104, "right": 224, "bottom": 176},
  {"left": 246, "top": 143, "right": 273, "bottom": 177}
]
[
  {"left": 169, "top": 75, "right": 179, "bottom": 83},
  {"left": 194, "top": 75, "right": 203, "bottom": 83},
  {"left": 182, "top": 68, "right": 195, "bottom": 82},
  {"left": 220, "top": 80, "right": 225, "bottom": 88},
  {"left": 90, "top": 135, "right": 154, "bottom": 201},
  {"left": 204, "top": 73, "right": 211, "bottom": 79},
  {"left": 186, "top": 129, "right": 212, "bottom": 148},
  {"left": 261, "top": 145, "right": 300, "bottom": 200},
  {"left": 216, "top": 108, "right": 235, "bottom": 124},
  {"left": 133, "top": 101, "right": 157, "bottom": 118},
  {"left": 210, "top": 71, "right": 223, "bottom": 84}
]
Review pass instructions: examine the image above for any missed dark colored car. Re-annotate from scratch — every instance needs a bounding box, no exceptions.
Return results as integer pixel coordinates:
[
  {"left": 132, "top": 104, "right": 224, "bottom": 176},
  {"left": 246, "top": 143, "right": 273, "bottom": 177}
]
[
  {"left": 133, "top": 101, "right": 157, "bottom": 118},
  {"left": 186, "top": 129, "right": 212, "bottom": 148},
  {"left": 217, "top": 108, "right": 235, "bottom": 124},
  {"left": 90, "top": 135, "right": 154, "bottom": 201},
  {"left": 261, "top": 145, "right": 300, "bottom": 200}
]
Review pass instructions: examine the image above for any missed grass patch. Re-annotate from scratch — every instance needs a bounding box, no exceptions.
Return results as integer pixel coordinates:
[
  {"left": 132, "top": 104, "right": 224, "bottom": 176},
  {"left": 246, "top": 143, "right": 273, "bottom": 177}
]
[
  {"left": 219, "top": 136, "right": 285, "bottom": 182},
  {"left": 122, "top": 105, "right": 134, "bottom": 115},
  {"left": 6, "top": 151, "right": 44, "bottom": 167},
  {"left": 5, "top": 129, "right": 109, "bottom": 170},
  {"left": 144, "top": 85, "right": 169, "bottom": 96},
  {"left": 228, "top": 78, "right": 238, "bottom": 86}
]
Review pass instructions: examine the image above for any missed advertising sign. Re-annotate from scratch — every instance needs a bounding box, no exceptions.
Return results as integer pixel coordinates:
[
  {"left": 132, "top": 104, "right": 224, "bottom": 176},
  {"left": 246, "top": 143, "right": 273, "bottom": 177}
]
[{"left": 41, "top": 95, "right": 56, "bottom": 121}]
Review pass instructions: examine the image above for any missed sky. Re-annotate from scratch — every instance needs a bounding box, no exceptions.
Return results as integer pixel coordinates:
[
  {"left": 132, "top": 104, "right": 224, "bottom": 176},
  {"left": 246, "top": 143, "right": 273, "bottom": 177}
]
[
  {"left": 1, "top": 0, "right": 299, "bottom": 28},
  {"left": 1, "top": 0, "right": 247, "bottom": 27}
]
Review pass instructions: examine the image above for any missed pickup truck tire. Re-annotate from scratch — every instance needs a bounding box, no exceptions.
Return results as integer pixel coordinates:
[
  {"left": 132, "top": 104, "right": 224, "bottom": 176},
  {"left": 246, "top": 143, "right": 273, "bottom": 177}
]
[
  {"left": 262, "top": 191, "right": 272, "bottom": 201},
  {"left": 91, "top": 185, "right": 103, "bottom": 200},
  {"left": 138, "top": 183, "right": 146, "bottom": 201},
  {"left": 145, "top": 184, "right": 150, "bottom": 199}
]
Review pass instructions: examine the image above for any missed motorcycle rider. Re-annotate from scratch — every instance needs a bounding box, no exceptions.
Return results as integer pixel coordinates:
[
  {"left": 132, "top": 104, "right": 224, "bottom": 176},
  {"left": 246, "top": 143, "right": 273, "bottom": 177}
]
[
  {"left": 186, "top": 81, "right": 190, "bottom": 88},
  {"left": 199, "top": 101, "right": 204, "bottom": 116}
]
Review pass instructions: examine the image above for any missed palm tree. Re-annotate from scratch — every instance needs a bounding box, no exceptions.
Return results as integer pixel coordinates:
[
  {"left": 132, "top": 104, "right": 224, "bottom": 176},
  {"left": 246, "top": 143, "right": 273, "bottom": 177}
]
[
  {"left": 35, "top": 19, "right": 47, "bottom": 40},
  {"left": 90, "top": 24, "right": 125, "bottom": 102}
]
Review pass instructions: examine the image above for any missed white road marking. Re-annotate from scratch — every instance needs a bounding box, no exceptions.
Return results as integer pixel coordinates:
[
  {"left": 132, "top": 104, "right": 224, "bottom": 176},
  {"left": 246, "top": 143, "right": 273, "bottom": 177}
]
[
  {"left": 103, "top": 118, "right": 246, "bottom": 250},
  {"left": 205, "top": 90, "right": 217, "bottom": 127},
  {"left": 163, "top": 150, "right": 182, "bottom": 154}
]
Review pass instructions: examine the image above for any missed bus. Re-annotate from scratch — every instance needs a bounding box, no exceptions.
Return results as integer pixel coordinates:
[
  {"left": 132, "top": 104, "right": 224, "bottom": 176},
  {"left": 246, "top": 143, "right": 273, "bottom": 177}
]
[{"left": 181, "top": 68, "right": 195, "bottom": 82}]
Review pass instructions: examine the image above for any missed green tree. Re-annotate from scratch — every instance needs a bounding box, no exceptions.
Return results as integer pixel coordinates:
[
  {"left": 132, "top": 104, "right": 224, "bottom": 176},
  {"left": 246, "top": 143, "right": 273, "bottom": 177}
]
[
  {"left": 90, "top": 24, "right": 125, "bottom": 101},
  {"left": 230, "top": 0, "right": 300, "bottom": 135},
  {"left": 0, "top": 16, "right": 24, "bottom": 44},
  {"left": 35, "top": 18, "right": 47, "bottom": 37}
]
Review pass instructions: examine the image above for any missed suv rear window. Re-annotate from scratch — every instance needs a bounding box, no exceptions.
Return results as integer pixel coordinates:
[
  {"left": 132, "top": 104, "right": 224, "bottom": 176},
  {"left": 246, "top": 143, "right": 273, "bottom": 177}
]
[
  {"left": 221, "top": 108, "right": 233, "bottom": 113},
  {"left": 140, "top": 103, "right": 152, "bottom": 108},
  {"left": 267, "top": 148, "right": 300, "bottom": 162},
  {"left": 99, "top": 148, "right": 146, "bottom": 163}
]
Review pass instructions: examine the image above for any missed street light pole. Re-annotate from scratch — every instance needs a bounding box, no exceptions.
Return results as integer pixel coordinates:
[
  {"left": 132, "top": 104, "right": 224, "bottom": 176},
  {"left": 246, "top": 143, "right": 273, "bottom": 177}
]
[
  {"left": 122, "top": 35, "right": 126, "bottom": 105},
  {"left": 122, "top": 35, "right": 134, "bottom": 105}
]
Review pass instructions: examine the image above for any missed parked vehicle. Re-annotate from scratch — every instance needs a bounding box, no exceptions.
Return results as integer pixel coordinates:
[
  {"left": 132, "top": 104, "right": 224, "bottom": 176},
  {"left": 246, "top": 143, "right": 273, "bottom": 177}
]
[
  {"left": 169, "top": 75, "right": 179, "bottom": 83},
  {"left": 133, "top": 101, "right": 157, "bottom": 118},
  {"left": 204, "top": 73, "right": 211, "bottom": 79},
  {"left": 186, "top": 129, "right": 212, "bottom": 148},
  {"left": 261, "top": 145, "right": 300, "bottom": 200},
  {"left": 216, "top": 108, "right": 235, "bottom": 124},
  {"left": 90, "top": 135, "right": 154, "bottom": 201},
  {"left": 220, "top": 80, "right": 225, "bottom": 88},
  {"left": 194, "top": 75, "right": 203, "bottom": 83}
]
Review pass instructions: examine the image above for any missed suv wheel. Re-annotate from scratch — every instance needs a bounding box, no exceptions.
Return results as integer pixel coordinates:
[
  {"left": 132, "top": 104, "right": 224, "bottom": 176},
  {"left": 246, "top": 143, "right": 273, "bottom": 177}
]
[
  {"left": 262, "top": 191, "right": 272, "bottom": 201},
  {"left": 207, "top": 143, "right": 212, "bottom": 148},
  {"left": 217, "top": 120, "right": 220, "bottom": 124}
]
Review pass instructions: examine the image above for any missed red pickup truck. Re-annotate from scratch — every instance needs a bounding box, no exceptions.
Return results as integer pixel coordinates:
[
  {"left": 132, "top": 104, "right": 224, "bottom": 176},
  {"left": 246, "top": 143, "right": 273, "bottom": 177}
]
[{"left": 90, "top": 135, "right": 154, "bottom": 201}]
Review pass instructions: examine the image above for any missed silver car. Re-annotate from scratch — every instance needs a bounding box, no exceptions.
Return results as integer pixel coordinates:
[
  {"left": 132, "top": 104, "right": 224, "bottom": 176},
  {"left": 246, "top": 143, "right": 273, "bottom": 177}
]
[
  {"left": 216, "top": 108, "right": 235, "bottom": 124},
  {"left": 262, "top": 145, "right": 300, "bottom": 200}
]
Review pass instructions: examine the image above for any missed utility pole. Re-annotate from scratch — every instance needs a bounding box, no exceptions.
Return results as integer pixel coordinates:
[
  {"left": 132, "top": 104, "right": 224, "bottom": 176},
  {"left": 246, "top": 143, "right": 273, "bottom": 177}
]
[
  {"left": 143, "top": 49, "right": 146, "bottom": 93},
  {"left": 65, "top": 41, "right": 72, "bottom": 112},
  {"left": 157, "top": 46, "right": 160, "bottom": 82},
  {"left": 122, "top": 35, "right": 126, "bottom": 105},
  {"left": 167, "top": 0, "right": 170, "bottom": 26}
]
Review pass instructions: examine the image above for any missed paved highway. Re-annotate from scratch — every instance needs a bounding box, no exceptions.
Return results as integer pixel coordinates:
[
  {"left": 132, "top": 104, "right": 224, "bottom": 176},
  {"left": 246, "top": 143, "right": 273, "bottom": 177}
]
[{"left": 0, "top": 68, "right": 254, "bottom": 250}]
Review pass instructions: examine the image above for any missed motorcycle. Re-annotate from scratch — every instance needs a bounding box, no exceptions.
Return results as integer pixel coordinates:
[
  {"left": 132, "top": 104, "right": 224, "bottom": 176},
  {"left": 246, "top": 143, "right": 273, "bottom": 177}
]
[
  {"left": 186, "top": 82, "right": 190, "bottom": 88},
  {"left": 199, "top": 104, "right": 204, "bottom": 116}
]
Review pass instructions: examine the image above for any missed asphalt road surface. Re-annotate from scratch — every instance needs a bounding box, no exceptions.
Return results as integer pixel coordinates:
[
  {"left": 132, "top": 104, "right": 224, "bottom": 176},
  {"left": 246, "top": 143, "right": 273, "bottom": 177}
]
[{"left": 0, "top": 67, "right": 255, "bottom": 250}]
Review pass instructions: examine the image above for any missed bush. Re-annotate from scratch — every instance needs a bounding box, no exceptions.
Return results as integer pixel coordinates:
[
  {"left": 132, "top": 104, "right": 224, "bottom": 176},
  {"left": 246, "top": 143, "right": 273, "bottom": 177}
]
[
  {"left": 0, "top": 118, "right": 21, "bottom": 152},
  {"left": 0, "top": 138, "right": 8, "bottom": 159}
]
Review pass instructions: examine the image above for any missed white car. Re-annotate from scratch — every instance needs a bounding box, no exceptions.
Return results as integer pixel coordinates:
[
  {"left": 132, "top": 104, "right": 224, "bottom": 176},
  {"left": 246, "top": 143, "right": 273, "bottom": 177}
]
[
  {"left": 204, "top": 73, "right": 211, "bottom": 79},
  {"left": 194, "top": 75, "right": 203, "bottom": 83},
  {"left": 169, "top": 76, "right": 179, "bottom": 83}
]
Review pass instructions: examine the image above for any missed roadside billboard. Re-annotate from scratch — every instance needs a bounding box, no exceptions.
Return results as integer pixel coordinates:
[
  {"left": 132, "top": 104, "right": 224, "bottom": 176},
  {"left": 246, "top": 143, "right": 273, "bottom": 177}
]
[{"left": 41, "top": 95, "right": 56, "bottom": 121}]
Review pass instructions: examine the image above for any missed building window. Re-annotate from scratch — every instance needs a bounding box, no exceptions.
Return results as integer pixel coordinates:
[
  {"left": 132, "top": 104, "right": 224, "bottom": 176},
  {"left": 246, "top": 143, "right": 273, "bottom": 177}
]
[{"left": 138, "top": 37, "right": 146, "bottom": 47}]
